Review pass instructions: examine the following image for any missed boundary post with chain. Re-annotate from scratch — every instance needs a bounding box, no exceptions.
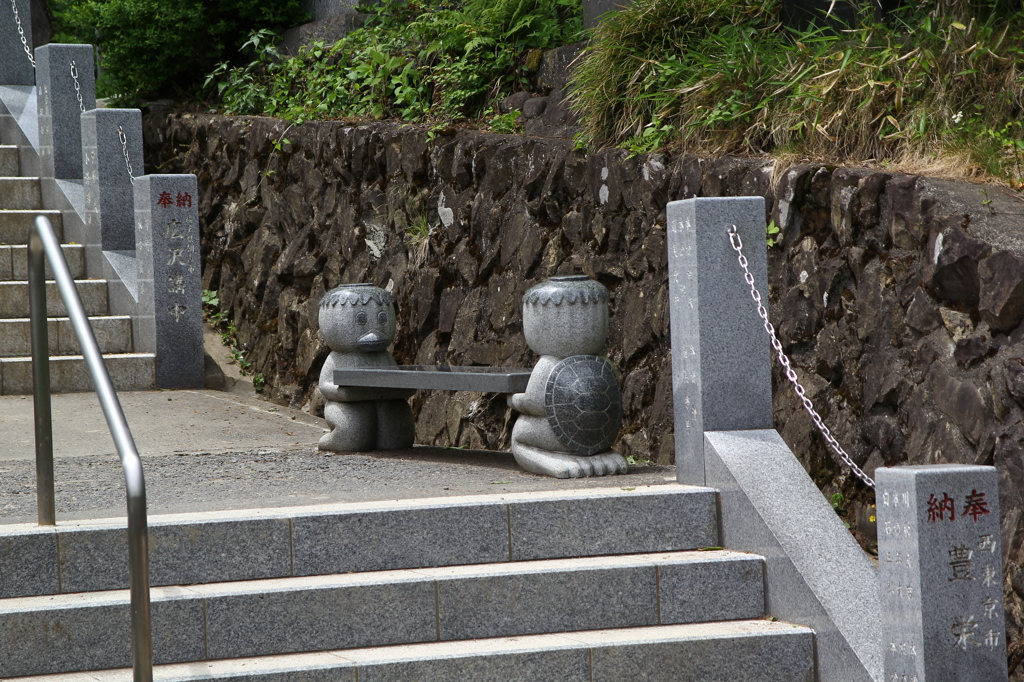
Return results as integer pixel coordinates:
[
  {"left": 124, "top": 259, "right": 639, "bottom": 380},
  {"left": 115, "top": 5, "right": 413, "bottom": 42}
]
[
  {"left": 81, "top": 108, "right": 143, "bottom": 263},
  {"left": 666, "top": 196, "right": 773, "bottom": 485},
  {"left": 35, "top": 43, "right": 95, "bottom": 180},
  {"left": 2, "top": 0, "right": 34, "bottom": 84},
  {"left": 667, "top": 196, "right": 883, "bottom": 681}
]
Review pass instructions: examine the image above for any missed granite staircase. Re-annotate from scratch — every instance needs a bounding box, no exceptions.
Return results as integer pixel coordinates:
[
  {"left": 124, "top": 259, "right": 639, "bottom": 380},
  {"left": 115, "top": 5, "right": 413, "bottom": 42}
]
[
  {"left": 0, "top": 486, "right": 816, "bottom": 681},
  {"left": 0, "top": 144, "right": 155, "bottom": 393}
]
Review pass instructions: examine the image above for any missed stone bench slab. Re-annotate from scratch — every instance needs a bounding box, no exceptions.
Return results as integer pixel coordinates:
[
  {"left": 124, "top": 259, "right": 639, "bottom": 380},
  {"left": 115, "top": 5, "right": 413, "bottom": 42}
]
[{"left": 334, "top": 365, "right": 532, "bottom": 393}]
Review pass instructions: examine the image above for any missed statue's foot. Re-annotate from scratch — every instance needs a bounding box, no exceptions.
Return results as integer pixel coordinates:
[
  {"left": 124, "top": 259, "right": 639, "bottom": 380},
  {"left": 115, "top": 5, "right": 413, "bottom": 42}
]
[
  {"left": 511, "top": 442, "right": 627, "bottom": 479},
  {"left": 319, "top": 401, "right": 376, "bottom": 452}
]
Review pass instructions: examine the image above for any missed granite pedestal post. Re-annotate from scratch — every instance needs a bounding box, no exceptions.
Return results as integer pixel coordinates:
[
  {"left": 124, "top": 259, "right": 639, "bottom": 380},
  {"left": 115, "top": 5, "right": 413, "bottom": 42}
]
[
  {"left": 134, "top": 174, "right": 203, "bottom": 388},
  {"left": 876, "top": 465, "right": 1008, "bottom": 682},
  {"left": 36, "top": 44, "right": 95, "bottom": 180},
  {"left": 0, "top": 0, "right": 34, "bottom": 85},
  {"left": 666, "top": 197, "right": 773, "bottom": 485},
  {"left": 81, "top": 108, "right": 143, "bottom": 279}
]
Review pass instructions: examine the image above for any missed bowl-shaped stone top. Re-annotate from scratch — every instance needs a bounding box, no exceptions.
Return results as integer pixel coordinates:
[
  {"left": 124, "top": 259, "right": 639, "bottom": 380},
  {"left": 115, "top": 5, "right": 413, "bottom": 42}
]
[
  {"left": 319, "top": 284, "right": 397, "bottom": 353},
  {"left": 523, "top": 276, "right": 609, "bottom": 357}
]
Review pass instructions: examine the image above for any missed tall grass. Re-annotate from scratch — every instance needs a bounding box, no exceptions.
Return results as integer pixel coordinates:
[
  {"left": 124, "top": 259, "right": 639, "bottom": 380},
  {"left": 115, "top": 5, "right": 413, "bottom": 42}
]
[{"left": 569, "top": 0, "right": 1024, "bottom": 182}]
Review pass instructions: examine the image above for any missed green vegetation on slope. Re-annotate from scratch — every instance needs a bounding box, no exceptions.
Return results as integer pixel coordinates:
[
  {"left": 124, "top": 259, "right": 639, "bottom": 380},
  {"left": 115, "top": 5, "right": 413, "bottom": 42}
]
[
  {"left": 206, "top": 0, "right": 583, "bottom": 123},
  {"left": 49, "top": 0, "right": 306, "bottom": 104},
  {"left": 572, "top": 0, "right": 1024, "bottom": 183},
  {"left": 200, "top": 0, "right": 1024, "bottom": 184}
]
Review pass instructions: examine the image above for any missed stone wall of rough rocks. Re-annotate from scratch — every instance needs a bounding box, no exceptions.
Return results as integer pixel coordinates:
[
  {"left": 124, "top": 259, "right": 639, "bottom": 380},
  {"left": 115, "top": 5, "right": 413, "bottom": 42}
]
[{"left": 143, "top": 112, "right": 1024, "bottom": 674}]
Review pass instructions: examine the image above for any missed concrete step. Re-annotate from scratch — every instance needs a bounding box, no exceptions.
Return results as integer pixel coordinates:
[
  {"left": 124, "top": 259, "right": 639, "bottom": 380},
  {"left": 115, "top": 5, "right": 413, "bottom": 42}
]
[
  {"left": 0, "top": 315, "right": 132, "bottom": 356},
  {"left": 0, "top": 550, "right": 766, "bottom": 677},
  {"left": 0, "top": 353, "right": 155, "bottom": 394},
  {"left": 0, "top": 242, "right": 84, "bottom": 279},
  {"left": 0, "top": 279, "right": 108, "bottom": 318},
  {"left": 0, "top": 209, "right": 64, "bottom": 243},
  {"left": 0, "top": 144, "right": 17, "bottom": 176},
  {"left": 0, "top": 176, "right": 42, "bottom": 210},
  {"left": 10, "top": 621, "right": 816, "bottom": 681},
  {"left": 0, "top": 486, "right": 717, "bottom": 598}
]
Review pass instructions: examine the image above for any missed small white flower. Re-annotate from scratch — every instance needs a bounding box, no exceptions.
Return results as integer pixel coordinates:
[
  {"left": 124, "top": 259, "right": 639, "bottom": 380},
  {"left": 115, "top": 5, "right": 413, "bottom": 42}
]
[{"left": 951, "top": 111, "right": 963, "bottom": 124}]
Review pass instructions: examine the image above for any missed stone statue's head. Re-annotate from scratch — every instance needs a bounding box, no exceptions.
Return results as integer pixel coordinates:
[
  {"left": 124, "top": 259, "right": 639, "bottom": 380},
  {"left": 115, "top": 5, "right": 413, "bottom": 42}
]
[
  {"left": 319, "top": 284, "right": 397, "bottom": 353},
  {"left": 522, "top": 276, "right": 609, "bottom": 357}
]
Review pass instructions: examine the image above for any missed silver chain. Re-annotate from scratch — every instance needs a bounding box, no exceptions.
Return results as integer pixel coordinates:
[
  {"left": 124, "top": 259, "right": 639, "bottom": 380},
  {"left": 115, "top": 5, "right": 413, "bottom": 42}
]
[
  {"left": 727, "top": 225, "right": 876, "bottom": 488},
  {"left": 118, "top": 126, "right": 135, "bottom": 185},
  {"left": 70, "top": 60, "right": 86, "bottom": 113},
  {"left": 10, "top": 0, "right": 34, "bottom": 68}
]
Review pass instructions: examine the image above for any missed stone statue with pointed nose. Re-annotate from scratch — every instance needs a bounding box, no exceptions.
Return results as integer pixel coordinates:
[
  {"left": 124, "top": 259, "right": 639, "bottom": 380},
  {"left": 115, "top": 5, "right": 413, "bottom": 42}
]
[{"left": 317, "top": 284, "right": 415, "bottom": 452}]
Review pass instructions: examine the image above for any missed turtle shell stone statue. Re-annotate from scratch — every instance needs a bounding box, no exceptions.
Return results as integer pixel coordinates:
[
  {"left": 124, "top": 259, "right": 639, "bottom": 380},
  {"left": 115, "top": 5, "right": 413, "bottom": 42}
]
[{"left": 544, "top": 354, "right": 622, "bottom": 456}]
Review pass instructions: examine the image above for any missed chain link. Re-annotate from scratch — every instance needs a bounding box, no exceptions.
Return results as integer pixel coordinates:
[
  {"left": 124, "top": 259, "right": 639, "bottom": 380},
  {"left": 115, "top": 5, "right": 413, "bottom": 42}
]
[
  {"left": 118, "top": 126, "right": 135, "bottom": 185},
  {"left": 70, "top": 60, "right": 86, "bottom": 113},
  {"left": 727, "top": 225, "right": 876, "bottom": 489},
  {"left": 10, "top": 0, "right": 34, "bottom": 68}
]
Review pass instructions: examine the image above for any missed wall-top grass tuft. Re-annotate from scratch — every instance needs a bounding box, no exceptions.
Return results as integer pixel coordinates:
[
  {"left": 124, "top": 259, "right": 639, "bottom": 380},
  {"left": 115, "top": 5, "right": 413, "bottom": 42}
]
[{"left": 568, "top": 0, "right": 1024, "bottom": 184}]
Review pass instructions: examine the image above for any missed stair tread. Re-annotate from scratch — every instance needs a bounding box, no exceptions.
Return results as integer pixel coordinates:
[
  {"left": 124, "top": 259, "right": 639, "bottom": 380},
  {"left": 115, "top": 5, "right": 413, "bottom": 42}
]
[
  {"left": 7, "top": 621, "right": 813, "bottom": 682},
  {"left": 0, "top": 549, "right": 758, "bottom": 612},
  {"left": 0, "top": 315, "right": 131, "bottom": 322},
  {"left": 0, "top": 352, "right": 153, "bottom": 362}
]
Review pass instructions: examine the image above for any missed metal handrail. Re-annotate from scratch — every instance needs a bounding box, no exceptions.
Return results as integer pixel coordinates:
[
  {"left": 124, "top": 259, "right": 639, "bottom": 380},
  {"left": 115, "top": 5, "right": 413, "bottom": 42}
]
[{"left": 29, "top": 215, "right": 153, "bottom": 682}]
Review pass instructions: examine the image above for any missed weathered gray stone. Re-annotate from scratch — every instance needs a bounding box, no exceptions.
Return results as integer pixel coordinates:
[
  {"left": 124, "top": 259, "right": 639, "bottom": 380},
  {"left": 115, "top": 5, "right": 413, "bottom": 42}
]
[
  {"left": 0, "top": 587, "right": 204, "bottom": 677},
  {"left": 57, "top": 516, "right": 293, "bottom": 592},
  {"left": 134, "top": 174, "right": 204, "bottom": 388},
  {"left": 657, "top": 551, "right": 765, "bottom": 624},
  {"left": 585, "top": 620, "right": 815, "bottom": 682},
  {"left": 704, "top": 429, "right": 881, "bottom": 682},
  {"left": 318, "top": 283, "right": 415, "bottom": 451},
  {"left": 666, "top": 197, "right": 773, "bottom": 485},
  {"left": 876, "top": 464, "right": 1008, "bottom": 682},
  {"left": 432, "top": 557, "right": 657, "bottom": 640},
  {"left": 0, "top": 527, "right": 58, "bottom": 597},
  {"left": 928, "top": 222, "right": 991, "bottom": 306},
  {"left": 0, "top": 0, "right": 34, "bottom": 85},
  {"left": 202, "top": 575, "right": 437, "bottom": 659},
  {"left": 35, "top": 44, "right": 95, "bottom": 180},
  {"left": 979, "top": 250, "right": 1024, "bottom": 332},
  {"left": 82, "top": 108, "right": 143, "bottom": 252},
  {"left": 511, "top": 276, "right": 625, "bottom": 477},
  {"left": 291, "top": 499, "right": 509, "bottom": 575},
  {"left": 507, "top": 486, "right": 717, "bottom": 561}
]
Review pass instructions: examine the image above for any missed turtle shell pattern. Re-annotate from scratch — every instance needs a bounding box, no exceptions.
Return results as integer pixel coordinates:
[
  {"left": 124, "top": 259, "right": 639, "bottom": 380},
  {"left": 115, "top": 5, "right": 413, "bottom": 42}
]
[{"left": 544, "top": 355, "right": 622, "bottom": 456}]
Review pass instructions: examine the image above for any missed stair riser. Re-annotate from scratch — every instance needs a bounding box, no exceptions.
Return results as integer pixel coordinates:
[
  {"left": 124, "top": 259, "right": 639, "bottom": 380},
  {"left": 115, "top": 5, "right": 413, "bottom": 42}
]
[
  {"left": 0, "top": 354, "right": 156, "bottom": 394},
  {"left": 0, "top": 488, "right": 717, "bottom": 598},
  {"left": 0, "top": 316, "right": 132, "bottom": 357},
  {"left": 0, "top": 146, "right": 17, "bottom": 176},
  {"left": 0, "top": 177, "right": 42, "bottom": 210},
  {"left": 2, "top": 623, "right": 817, "bottom": 682},
  {"left": 1, "top": 243, "right": 85, "bottom": 280},
  {"left": 0, "top": 210, "right": 64, "bottom": 244},
  {"left": 0, "top": 553, "right": 765, "bottom": 677},
  {"left": 0, "top": 280, "right": 108, "bottom": 318}
]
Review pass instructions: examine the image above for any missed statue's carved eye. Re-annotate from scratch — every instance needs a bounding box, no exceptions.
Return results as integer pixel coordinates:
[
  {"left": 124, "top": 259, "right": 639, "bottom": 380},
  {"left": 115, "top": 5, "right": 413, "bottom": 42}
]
[
  {"left": 378, "top": 311, "right": 388, "bottom": 325},
  {"left": 355, "top": 311, "right": 368, "bottom": 325}
]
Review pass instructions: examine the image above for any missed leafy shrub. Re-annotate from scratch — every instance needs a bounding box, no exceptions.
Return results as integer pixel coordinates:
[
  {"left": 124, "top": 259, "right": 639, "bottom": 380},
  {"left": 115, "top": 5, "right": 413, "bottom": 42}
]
[
  {"left": 52, "top": 0, "right": 306, "bottom": 104},
  {"left": 569, "top": 0, "right": 1024, "bottom": 183},
  {"left": 206, "top": 0, "right": 583, "bottom": 122}
]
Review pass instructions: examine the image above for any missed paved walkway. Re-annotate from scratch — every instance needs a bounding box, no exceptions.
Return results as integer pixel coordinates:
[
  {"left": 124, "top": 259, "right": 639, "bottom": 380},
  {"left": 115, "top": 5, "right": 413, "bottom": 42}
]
[{"left": 0, "top": 388, "right": 675, "bottom": 524}]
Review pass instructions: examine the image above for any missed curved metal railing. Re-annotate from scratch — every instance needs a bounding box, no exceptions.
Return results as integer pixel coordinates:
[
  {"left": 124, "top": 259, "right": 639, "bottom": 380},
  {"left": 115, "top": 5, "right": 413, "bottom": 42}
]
[{"left": 29, "top": 215, "right": 153, "bottom": 682}]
